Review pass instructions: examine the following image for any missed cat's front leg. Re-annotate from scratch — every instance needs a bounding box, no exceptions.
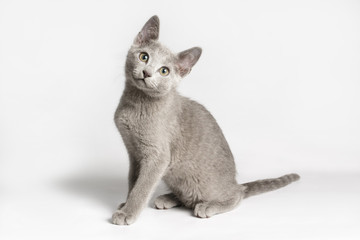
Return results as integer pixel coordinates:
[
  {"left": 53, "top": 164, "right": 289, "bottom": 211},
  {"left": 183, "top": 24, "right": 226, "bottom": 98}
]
[
  {"left": 117, "top": 156, "right": 140, "bottom": 210},
  {"left": 112, "top": 158, "right": 168, "bottom": 225}
]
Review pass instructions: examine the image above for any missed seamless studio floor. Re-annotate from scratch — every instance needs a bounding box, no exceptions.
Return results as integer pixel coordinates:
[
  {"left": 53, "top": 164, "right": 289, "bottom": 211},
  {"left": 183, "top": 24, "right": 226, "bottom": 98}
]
[{"left": 1, "top": 169, "right": 358, "bottom": 240}]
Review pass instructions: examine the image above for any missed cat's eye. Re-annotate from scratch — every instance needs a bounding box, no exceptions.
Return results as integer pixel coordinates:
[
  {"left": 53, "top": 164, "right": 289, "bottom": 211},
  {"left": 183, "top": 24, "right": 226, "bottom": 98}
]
[
  {"left": 139, "top": 52, "right": 149, "bottom": 63},
  {"left": 159, "top": 67, "right": 170, "bottom": 76}
]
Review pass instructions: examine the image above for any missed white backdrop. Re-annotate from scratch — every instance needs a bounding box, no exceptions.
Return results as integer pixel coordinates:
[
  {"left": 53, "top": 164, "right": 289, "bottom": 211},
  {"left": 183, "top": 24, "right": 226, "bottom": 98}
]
[{"left": 1, "top": 0, "right": 359, "bottom": 239}]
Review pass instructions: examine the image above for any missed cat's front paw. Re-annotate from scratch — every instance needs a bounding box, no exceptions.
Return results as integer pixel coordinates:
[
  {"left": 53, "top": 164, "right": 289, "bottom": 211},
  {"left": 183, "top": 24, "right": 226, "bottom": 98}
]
[
  {"left": 112, "top": 210, "right": 136, "bottom": 225},
  {"left": 194, "top": 202, "right": 215, "bottom": 218},
  {"left": 154, "top": 194, "right": 181, "bottom": 210}
]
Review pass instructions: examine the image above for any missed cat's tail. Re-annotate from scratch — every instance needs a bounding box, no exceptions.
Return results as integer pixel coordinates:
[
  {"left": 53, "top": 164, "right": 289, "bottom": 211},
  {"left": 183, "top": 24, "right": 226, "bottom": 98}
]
[{"left": 240, "top": 173, "right": 300, "bottom": 199}]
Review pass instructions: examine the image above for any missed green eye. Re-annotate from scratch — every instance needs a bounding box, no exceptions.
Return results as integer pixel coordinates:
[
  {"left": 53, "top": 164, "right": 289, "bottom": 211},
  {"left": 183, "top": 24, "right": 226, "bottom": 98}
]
[
  {"left": 159, "top": 67, "right": 170, "bottom": 76},
  {"left": 139, "top": 52, "right": 149, "bottom": 62}
]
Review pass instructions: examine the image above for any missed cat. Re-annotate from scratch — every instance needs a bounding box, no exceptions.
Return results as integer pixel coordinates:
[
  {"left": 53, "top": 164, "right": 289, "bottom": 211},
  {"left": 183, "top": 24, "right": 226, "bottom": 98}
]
[{"left": 112, "top": 15, "right": 300, "bottom": 225}]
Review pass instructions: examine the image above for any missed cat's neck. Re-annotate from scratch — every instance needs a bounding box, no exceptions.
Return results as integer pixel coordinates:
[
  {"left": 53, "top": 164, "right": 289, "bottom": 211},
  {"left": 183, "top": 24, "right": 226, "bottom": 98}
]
[{"left": 121, "top": 80, "right": 178, "bottom": 111}]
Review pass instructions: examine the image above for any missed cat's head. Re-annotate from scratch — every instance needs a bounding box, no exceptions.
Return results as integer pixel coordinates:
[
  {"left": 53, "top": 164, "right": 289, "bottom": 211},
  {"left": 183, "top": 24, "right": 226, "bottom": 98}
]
[{"left": 125, "top": 15, "right": 202, "bottom": 97}]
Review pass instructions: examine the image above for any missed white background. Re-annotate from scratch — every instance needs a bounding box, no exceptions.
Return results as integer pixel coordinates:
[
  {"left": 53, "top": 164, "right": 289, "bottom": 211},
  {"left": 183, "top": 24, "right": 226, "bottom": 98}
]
[{"left": 1, "top": 0, "right": 359, "bottom": 239}]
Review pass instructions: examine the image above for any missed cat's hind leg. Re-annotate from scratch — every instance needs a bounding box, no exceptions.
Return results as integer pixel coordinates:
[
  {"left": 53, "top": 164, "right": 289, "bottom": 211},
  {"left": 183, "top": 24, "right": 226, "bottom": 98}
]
[
  {"left": 154, "top": 193, "right": 182, "bottom": 210},
  {"left": 194, "top": 193, "right": 242, "bottom": 218}
]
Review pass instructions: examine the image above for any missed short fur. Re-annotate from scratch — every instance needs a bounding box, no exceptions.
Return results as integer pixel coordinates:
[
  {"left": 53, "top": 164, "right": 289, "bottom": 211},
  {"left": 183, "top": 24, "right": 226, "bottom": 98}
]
[{"left": 112, "top": 16, "right": 300, "bottom": 225}]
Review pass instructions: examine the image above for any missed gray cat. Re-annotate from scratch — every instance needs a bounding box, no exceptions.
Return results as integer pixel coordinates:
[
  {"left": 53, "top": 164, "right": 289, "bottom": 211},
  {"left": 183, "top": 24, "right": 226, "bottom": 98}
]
[{"left": 112, "top": 15, "right": 300, "bottom": 225}]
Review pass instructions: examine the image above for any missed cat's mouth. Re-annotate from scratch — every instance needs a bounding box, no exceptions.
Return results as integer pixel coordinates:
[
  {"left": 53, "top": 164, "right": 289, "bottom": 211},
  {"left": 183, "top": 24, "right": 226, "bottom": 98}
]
[
  {"left": 131, "top": 76, "right": 167, "bottom": 96},
  {"left": 134, "top": 77, "right": 146, "bottom": 86},
  {"left": 133, "top": 77, "right": 153, "bottom": 90},
  {"left": 132, "top": 76, "right": 161, "bottom": 94}
]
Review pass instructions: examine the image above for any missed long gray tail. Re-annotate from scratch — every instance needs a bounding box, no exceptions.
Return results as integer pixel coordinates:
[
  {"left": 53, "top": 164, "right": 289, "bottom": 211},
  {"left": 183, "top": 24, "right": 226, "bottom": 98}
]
[{"left": 240, "top": 173, "right": 300, "bottom": 199}]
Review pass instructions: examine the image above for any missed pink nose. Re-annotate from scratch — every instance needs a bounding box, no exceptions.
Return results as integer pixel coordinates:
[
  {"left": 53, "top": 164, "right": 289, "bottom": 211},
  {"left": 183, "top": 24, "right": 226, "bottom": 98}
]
[{"left": 143, "top": 70, "right": 151, "bottom": 78}]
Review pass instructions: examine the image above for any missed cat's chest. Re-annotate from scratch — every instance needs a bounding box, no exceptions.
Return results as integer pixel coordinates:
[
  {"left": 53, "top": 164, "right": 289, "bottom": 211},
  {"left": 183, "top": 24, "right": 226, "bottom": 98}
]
[{"left": 115, "top": 105, "right": 163, "bottom": 139}]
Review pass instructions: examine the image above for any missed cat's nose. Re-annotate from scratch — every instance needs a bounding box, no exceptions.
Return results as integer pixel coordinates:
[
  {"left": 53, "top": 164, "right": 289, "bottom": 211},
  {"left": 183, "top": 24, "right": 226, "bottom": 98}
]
[{"left": 142, "top": 70, "right": 151, "bottom": 78}]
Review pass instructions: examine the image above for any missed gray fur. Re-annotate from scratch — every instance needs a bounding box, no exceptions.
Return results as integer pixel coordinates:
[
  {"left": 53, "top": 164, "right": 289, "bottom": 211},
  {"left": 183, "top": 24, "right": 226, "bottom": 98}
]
[{"left": 112, "top": 15, "right": 300, "bottom": 225}]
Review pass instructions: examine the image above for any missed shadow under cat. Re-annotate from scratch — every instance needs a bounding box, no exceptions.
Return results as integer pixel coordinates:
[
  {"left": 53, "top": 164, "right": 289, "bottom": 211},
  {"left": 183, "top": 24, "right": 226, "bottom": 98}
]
[{"left": 56, "top": 165, "right": 190, "bottom": 222}]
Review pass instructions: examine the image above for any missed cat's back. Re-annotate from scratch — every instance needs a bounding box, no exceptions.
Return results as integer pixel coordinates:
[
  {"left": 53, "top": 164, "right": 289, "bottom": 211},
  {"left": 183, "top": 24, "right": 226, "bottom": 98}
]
[
  {"left": 164, "top": 95, "right": 237, "bottom": 203},
  {"left": 178, "top": 96, "right": 226, "bottom": 139},
  {"left": 175, "top": 95, "right": 235, "bottom": 165}
]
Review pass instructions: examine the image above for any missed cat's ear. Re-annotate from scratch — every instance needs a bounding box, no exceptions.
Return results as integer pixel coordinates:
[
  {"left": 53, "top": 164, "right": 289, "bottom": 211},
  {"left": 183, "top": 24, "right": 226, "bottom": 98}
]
[
  {"left": 176, "top": 47, "right": 202, "bottom": 77},
  {"left": 134, "top": 15, "right": 160, "bottom": 46}
]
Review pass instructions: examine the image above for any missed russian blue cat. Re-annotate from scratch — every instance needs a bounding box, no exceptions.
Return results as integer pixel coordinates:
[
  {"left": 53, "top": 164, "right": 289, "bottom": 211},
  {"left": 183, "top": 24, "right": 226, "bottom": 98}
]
[{"left": 112, "top": 16, "right": 299, "bottom": 225}]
